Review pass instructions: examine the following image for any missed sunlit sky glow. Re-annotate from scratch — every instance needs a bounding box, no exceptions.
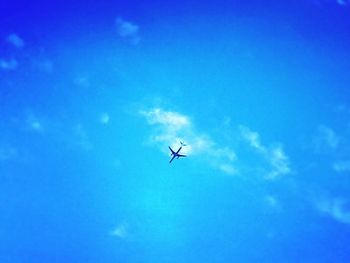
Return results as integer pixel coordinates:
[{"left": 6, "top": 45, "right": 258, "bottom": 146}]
[{"left": 1, "top": 1, "right": 350, "bottom": 262}]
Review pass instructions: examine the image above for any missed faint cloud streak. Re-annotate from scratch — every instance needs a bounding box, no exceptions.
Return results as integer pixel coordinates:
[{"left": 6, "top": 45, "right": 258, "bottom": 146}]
[
  {"left": 317, "top": 197, "right": 350, "bottom": 224},
  {"left": 240, "top": 125, "right": 264, "bottom": 151},
  {"left": 140, "top": 108, "right": 190, "bottom": 131},
  {"left": 6, "top": 33, "right": 24, "bottom": 48},
  {"left": 337, "top": 0, "right": 350, "bottom": 5},
  {"left": 333, "top": 161, "right": 350, "bottom": 172},
  {"left": 314, "top": 125, "right": 339, "bottom": 152},
  {"left": 110, "top": 223, "right": 128, "bottom": 239},
  {"left": 140, "top": 107, "right": 237, "bottom": 175},
  {"left": 264, "top": 195, "right": 279, "bottom": 208},
  {"left": 240, "top": 125, "right": 291, "bottom": 180},
  {"left": 115, "top": 17, "right": 141, "bottom": 45},
  {"left": 0, "top": 59, "right": 18, "bottom": 71}
]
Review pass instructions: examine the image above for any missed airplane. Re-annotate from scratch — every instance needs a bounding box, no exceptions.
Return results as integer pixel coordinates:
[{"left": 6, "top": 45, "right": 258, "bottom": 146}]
[{"left": 168, "top": 141, "right": 187, "bottom": 163}]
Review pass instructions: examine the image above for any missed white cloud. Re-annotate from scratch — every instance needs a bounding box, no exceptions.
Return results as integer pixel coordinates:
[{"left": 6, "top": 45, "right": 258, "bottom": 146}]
[
  {"left": 140, "top": 107, "right": 237, "bottom": 175},
  {"left": 140, "top": 108, "right": 190, "bottom": 131},
  {"left": 141, "top": 108, "right": 291, "bottom": 178},
  {"left": 317, "top": 197, "right": 350, "bottom": 224},
  {"left": 314, "top": 125, "right": 339, "bottom": 151},
  {"left": 333, "top": 161, "right": 350, "bottom": 172},
  {"left": 110, "top": 223, "right": 128, "bottom": 239},
  {"left": 0, "top": 59, "right": 18, "bottom": 70},
  {"left": 6, "top": 33, "right": 24, "bottom": 48},
  {"left": 240, "top": 125, "right": 264, "bottom": 151},
  {"left": 115, "top": 17, "right": 141, "bottom": 45},
  {"left": 100, "top": 113, "right": 110, "bottom": 125},
  {"left": 219, "top": 164, "right": 237, "bottom": 175},
  {"left": 267, "top": 146, "right": 291, "bottom": 180},
  {"left": 240, "top": 125, "right": 291, "bottom": 180}
]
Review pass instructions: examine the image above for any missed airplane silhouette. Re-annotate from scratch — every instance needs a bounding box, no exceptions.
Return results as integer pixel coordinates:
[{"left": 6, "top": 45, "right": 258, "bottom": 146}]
[{"left": 168, "top": 142, "right": 187, "bottom": 163}]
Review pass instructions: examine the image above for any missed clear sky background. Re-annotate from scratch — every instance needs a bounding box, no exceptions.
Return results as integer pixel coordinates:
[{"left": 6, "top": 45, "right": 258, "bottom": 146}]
[{"left": 1, "top": 0, "right": 350, "bottom": 262}]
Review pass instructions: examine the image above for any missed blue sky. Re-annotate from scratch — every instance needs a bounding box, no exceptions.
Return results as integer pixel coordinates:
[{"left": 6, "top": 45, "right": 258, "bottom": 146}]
[{"left": 1, "top": 0, "right": 350, "bottom": 262}]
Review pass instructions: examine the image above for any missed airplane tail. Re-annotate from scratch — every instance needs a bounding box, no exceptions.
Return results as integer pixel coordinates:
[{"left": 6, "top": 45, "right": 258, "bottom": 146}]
[{"left": 180, "top": 141, "right": 187, "bottom": 146}]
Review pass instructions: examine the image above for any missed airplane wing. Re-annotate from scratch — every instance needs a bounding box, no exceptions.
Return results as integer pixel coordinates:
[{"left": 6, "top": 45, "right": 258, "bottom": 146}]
[
  {"left": 169, "top": 155, "right": 176, "bottom": 163},
  {"left": 168, "top": 146, "right": 176, "bottom": 154},
  {"left": 176, "top": 146, "right": 182, "bottom": 154},
  {"left": 177, "top": 154, "right": 186, "bottom": 157}
]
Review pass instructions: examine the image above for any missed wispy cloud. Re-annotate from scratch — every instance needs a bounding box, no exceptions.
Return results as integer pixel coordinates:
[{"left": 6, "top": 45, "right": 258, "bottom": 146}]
[
  {"left": 115, "top": 17, "right": 141, "bottom": 45},
  {"left": 316, "top": 197, "right": 350, "bottom": 224},
  {"left": 140, "top": 108, "right": 292, "bottom": 178},
  {"left": 333, "top": 161, "right": 350, "bottom": 172},
  {"left": 314, "top": 125, "right": 339, "bottom": 152},
  {"left": 336, "top": 0, "right": 350, "bottom": 6},
  {"left": 140, "top": 108, "right": 190, "bottom": 131},
  {"left": 240, "top": 125, "right": 264, "bottom": 151},
  {"left": 268, "top": 147, "right": 291, "bottom": 179},
  {"left": 240, "top": 125, "right": 291, "bottom": 180},
  {"left": 6, "top": 33, "right": 24, "bottom": 48},
  {"left": 219, "top": 164, "right": 237, "bottom": 175},
  {"left": 100, "top": 113, "right": 110, "bottom": 125},
  {"left": 264, "top": 195, "right": 280, "bottom": 209},
  {"left": 0, "top": 58, "right": 18, "bottom": 71},
  {"left": 110, "top": 223, "right": 128, "bottom": 239},
  {"left": 140, "top": 107, "right": 237, "bottom": 175}
]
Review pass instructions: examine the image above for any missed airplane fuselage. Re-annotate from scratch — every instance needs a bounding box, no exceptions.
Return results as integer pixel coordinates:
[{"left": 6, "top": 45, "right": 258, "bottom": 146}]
[{"left": 168, "top": 145, "right": 186, "bottom": 163}]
